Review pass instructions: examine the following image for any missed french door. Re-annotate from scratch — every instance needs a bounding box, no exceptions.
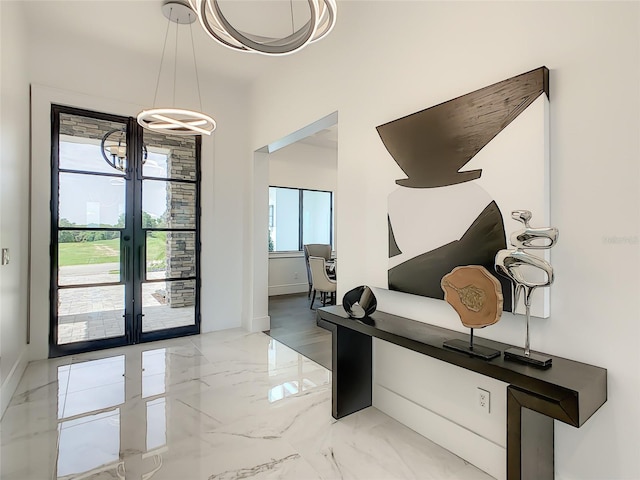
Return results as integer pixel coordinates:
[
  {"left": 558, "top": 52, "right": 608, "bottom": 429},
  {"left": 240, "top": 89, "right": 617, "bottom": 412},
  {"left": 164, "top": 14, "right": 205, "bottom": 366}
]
[{"left": 50, "top": 105, "right": 201, "bottom": 357}]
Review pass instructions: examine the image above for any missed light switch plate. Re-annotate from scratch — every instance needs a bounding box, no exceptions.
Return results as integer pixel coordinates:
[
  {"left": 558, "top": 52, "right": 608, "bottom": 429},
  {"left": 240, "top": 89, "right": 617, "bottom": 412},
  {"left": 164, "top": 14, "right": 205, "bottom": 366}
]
[{"left": 1, "top": 248, "right": 9, "bottom": 265}]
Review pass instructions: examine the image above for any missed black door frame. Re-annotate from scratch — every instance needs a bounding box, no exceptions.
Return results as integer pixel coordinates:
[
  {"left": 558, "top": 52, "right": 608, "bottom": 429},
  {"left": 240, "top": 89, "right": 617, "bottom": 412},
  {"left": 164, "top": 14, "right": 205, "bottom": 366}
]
[{"left": 50, "top": 104, "right": 201, "bottom": 358}]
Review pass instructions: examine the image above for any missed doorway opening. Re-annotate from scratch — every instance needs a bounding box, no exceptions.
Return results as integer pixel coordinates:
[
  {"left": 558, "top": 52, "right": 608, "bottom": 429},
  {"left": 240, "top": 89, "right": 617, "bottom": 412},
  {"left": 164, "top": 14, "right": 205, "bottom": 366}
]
[
  {"left": 252, "top": 112, "right": 338, "bottom": 368},
  {"left": 50, "top": 105, "right": 201, "bottom": 357}
]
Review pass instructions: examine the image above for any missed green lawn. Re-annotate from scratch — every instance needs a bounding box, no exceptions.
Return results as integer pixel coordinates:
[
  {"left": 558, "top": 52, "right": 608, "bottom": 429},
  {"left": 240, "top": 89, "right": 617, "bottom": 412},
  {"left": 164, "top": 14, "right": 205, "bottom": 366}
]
[{"left": 58, "top": 232, "right": 168, "bottom": 267}]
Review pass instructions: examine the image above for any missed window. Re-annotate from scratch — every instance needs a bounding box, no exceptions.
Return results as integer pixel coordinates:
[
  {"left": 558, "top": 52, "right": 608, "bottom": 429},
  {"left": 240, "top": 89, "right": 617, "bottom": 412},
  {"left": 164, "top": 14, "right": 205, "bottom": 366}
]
[{"left": 269, "top": 186, "right": 333, "bottom": 252}]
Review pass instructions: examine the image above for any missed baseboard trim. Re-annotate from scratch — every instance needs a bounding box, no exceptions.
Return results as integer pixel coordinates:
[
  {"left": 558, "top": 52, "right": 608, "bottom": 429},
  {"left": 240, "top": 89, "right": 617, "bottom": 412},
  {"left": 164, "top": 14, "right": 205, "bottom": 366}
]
[
  {"left": 374, "top": 384, "right": 506, "bottom": 480},
  {"left": 1, "top": 347, "right": 28, "bottom": 419},
  {"left": 252, "top": 315, "right": 271, "bottom": 332},
  {"left": 268, "top": 283, "right": 308, "bottom": 297}
]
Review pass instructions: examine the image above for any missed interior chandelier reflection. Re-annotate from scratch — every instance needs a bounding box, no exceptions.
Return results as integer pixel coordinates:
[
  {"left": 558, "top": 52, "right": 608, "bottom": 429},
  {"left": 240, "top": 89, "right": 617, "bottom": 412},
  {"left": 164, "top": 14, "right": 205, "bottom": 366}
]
[
  {"left": 100, "top": 127, "right": 148, "bottom": 172},
  {"left": 188, "top": 0, "right": 337, "bottom": 56}
]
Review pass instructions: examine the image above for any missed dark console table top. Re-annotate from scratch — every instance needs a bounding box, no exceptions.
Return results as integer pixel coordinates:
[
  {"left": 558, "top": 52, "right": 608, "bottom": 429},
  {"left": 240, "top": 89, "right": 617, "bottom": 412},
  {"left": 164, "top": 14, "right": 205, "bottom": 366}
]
[{"left": 317, "top": 305, "right": 607, "bottom": 427}]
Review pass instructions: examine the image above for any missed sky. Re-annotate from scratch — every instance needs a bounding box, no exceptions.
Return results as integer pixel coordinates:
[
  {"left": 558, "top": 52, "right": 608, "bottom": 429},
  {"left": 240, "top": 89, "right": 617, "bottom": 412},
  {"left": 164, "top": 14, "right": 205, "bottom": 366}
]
[{"left": 59, "top": 141, "right": 171, "bottom": 227}]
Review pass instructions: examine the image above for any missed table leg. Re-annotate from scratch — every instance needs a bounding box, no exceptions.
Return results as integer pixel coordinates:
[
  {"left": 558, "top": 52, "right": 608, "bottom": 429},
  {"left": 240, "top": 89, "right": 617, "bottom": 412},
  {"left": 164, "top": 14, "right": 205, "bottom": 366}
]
[
  {"left": 507, "top": 386, "right": 554, "bottom": 480},
  {"left": 318, "top": 319, "right": 372, "bottom": 419}
]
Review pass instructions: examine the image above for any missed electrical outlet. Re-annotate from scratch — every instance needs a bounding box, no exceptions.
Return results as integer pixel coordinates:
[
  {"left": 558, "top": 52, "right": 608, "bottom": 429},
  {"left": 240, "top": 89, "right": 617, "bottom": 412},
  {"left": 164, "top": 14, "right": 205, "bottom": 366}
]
[
  {"left": 293, "top": 272, "right": 299, "bottom": 280},
  {"left": 1, "top": 248, "right": 9, "bottom": 265},
  {"left": 477, "top": 387, "right": 491, "bottom": 414}
]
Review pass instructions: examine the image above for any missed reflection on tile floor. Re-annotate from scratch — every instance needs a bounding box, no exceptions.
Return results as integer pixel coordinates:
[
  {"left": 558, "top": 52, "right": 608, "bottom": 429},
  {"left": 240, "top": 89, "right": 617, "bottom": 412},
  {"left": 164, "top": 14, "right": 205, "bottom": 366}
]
[{"left": 1, "top": 330, "right": 494, "bottom": 480}]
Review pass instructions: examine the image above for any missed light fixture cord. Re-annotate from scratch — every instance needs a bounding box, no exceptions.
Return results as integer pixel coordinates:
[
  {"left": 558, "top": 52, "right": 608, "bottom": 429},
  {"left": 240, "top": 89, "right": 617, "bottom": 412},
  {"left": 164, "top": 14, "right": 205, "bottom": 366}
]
[
  {"left": 188, "top": 13, "right": 204, "bottom": 112},
  {"left": 173, "top": 12, "right": 179, "bottom": 107},
  {"left": 290, "top": 0, "right": 294, "bottom": 34},
  {"left": 152, "top": 6, "right": 173, "bottom": 108}
]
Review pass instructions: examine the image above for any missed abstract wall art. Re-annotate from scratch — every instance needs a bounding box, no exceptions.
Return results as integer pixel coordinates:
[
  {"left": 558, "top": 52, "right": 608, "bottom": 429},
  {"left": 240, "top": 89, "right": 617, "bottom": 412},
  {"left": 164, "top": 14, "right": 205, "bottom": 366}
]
[{"left": 378, "top": 67, "right": 551, "bottom": 317}]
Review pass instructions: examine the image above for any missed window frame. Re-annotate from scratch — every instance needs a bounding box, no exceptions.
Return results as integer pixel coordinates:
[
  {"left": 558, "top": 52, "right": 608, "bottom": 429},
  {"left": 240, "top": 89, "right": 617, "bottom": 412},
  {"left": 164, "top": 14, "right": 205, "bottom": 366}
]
[{"left": 268, "top": 185, "right": 334, "bottom": 253}]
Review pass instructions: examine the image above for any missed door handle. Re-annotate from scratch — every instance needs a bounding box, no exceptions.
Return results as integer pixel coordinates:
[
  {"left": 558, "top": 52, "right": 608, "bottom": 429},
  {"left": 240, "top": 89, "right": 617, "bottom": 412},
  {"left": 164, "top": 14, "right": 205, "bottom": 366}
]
[
  {"left": 136, "top": 313, "right": 145, "bottom": 343},
  {"left": 122, "top": 313, "right": 132, "bottom": 342},
  {"left": 123, "top": 246, "right": 130, "bottom": 282},
  {"left": 139, "top": 245, "right": 144, "bottom": 279}
]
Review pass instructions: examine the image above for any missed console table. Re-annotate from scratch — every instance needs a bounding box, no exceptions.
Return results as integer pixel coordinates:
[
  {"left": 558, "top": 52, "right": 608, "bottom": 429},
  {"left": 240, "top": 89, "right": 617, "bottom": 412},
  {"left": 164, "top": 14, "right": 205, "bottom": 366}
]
[{"left": 316, "top": 306, "right": 607, "bottom": 480}]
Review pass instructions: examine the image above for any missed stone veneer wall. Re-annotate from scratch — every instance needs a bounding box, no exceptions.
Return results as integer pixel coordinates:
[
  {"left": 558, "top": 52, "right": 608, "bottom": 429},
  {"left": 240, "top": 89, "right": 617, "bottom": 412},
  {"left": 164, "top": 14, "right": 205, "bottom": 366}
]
[
  {"left": 144, "top": 133, "right": 197, "bottom": 309},
  {"left": 59, "top": 113, "right": 124, "bottom": 141}
]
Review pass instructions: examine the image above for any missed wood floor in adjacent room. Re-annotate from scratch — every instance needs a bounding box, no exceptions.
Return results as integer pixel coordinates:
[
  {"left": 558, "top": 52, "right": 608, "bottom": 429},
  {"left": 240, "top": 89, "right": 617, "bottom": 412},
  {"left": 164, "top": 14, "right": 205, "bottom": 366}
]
[{"left": 267, "top": 292, "right": 332, "bottom": 370}]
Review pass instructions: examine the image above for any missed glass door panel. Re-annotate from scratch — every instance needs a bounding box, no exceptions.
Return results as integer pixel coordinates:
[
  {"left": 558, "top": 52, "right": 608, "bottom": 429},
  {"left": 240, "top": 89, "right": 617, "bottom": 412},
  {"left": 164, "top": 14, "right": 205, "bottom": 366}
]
[
  {"left": 141, "top": 280, "right": 196, "bottom": 332},
  {"left": 57, "top": 285, "right": 125, "bottom": 345},
  {"left": 143, "top": 148, "right": 196, "bottom": 180},
  {"left": 142, "top": 180, "right": 196, "bottom": 229},
  {"left": 145, "top": 231, "right": 195, "bottom": 280},
  {"left": 52, "top": 106, "right": 131, "bottom": 356},
  {"left": 57, "top": 231, "right": 121, "bottom": 285},
  {"left": 58, "top": 173, "right": 126, "bottom": 228},
  {"left": 139, "top": 130, "right": 199, "bottom": 337},
  {"left": 58, "top": 113, "right": 127, "bottom": 176}
]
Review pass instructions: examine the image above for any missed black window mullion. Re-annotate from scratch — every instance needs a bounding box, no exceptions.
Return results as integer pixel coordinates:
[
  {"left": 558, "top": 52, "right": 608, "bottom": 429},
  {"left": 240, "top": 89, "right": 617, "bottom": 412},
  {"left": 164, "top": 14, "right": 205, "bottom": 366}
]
[
  {"left": 57, "top": 227, "right": 124, "bottom": 232},
  {"left": 50, "top": 106, "right": 61, "bottom": 352},
  {"left": 142, "top": 228, "right": 197, "bottom": 232},
  {"left": 141, "top": 175, "right": 197, "bottom": 184},
  {"left": 298, "top": 189, "right": 304, "bottom": 251},
  {"left": 329, "top": 190, "right": 334, "bottom": 250},
  {"left": 144, "top": 277, "right": 198, "bottom": 284},
  {"left": 58, "top": 168, "right": 125, "bottom": 179},
  {"left": 58, "top": 281, "right": 124, "bottom": 289},
  {"left": 131, "top": 120, "right": 144, "bottom": 343}
]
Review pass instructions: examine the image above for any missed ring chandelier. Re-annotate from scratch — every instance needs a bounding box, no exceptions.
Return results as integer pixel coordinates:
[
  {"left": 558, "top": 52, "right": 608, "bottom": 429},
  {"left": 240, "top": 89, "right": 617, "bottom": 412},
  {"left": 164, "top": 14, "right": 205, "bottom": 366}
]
[
  {"left": 137, "top": 2, "right": 216, "bottom": 136},
  {"left": 137, "top": 108, "right": 216, "bottom": 136},
  {"left": 187, "top": 0, "right": 337, "bottom": 56}
]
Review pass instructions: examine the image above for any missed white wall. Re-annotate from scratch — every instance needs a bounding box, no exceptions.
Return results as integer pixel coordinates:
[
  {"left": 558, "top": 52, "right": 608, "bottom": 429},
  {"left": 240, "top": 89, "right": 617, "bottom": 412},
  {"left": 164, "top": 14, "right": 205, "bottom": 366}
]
[
  {"left": 247, "top": 152, "right": 271, "bottom": 332},
  {"left": 0, "top": 1, "right": 31, "bottom": 416},
  {"left": 26, "top": 20, "right": 252, "bottom": 359},
  {"left": 249, "top": 2, "right": 640, "bottom": 479},
  {"left": 268, "top": 141, "right": 338, "bottom": 192},
  {"left": 268, "top": 141, "right": 337, "bottom": 296}
]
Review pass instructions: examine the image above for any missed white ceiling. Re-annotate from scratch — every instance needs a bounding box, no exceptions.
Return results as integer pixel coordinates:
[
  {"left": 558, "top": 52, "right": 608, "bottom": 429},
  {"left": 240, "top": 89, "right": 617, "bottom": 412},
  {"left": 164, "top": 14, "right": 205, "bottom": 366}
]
[
  {"left": 22, "top": 0, "right": 338, "bottom": 148},
  {"left": 22, "top": 0, "right": 321, "bottom": 84}
]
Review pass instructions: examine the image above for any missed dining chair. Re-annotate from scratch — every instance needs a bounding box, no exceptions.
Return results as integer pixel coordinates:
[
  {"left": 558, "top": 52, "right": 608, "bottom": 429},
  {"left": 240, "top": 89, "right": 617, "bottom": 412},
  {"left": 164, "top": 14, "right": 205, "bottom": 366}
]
[
  {"left": 304, "top": 244, "right": 332, "bottom": 298},
  {"left": 308, "top": 256, "right": 337, "bottom": 309}
]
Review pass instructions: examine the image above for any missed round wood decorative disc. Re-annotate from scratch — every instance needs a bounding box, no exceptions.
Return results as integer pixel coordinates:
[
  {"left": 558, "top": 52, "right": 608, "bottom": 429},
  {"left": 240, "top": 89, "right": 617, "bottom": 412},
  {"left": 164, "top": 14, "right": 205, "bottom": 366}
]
[{"left": 441, "top": 265, "right": 503, "bottom": 328}]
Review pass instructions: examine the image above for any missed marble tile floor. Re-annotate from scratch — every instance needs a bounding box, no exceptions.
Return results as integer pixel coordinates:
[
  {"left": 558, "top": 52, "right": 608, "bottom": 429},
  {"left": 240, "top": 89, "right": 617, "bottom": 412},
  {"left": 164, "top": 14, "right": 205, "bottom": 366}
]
[{"left": 1, "top": 329, "right": 494, "bottom": 480}]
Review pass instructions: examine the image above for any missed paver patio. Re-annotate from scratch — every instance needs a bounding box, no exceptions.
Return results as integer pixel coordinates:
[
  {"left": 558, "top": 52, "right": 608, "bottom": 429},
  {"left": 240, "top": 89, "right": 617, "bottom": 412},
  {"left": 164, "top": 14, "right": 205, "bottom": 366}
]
[{"left": 57, "top": 263, "right": 194, "bottom": 344}]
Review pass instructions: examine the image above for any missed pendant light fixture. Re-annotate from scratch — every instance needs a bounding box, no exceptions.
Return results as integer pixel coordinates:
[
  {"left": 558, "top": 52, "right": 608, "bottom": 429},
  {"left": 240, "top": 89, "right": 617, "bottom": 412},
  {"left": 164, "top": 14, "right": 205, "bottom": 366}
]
[
  {"left": 137, "top": 1, "right": 216, "bottom": 136},
  {"left": 100, "top": 127, "right": 148, "bottom": 172},
  {"left": 188, "top": 0, "right": 337, "bottom": 56}
]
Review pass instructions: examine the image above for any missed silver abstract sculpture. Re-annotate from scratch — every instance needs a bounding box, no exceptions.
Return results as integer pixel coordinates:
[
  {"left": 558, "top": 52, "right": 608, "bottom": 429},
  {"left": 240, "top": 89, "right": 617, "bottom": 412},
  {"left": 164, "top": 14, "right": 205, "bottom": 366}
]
[{"left": 495, "top": 210, "right": 559, "bottom": 367}]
